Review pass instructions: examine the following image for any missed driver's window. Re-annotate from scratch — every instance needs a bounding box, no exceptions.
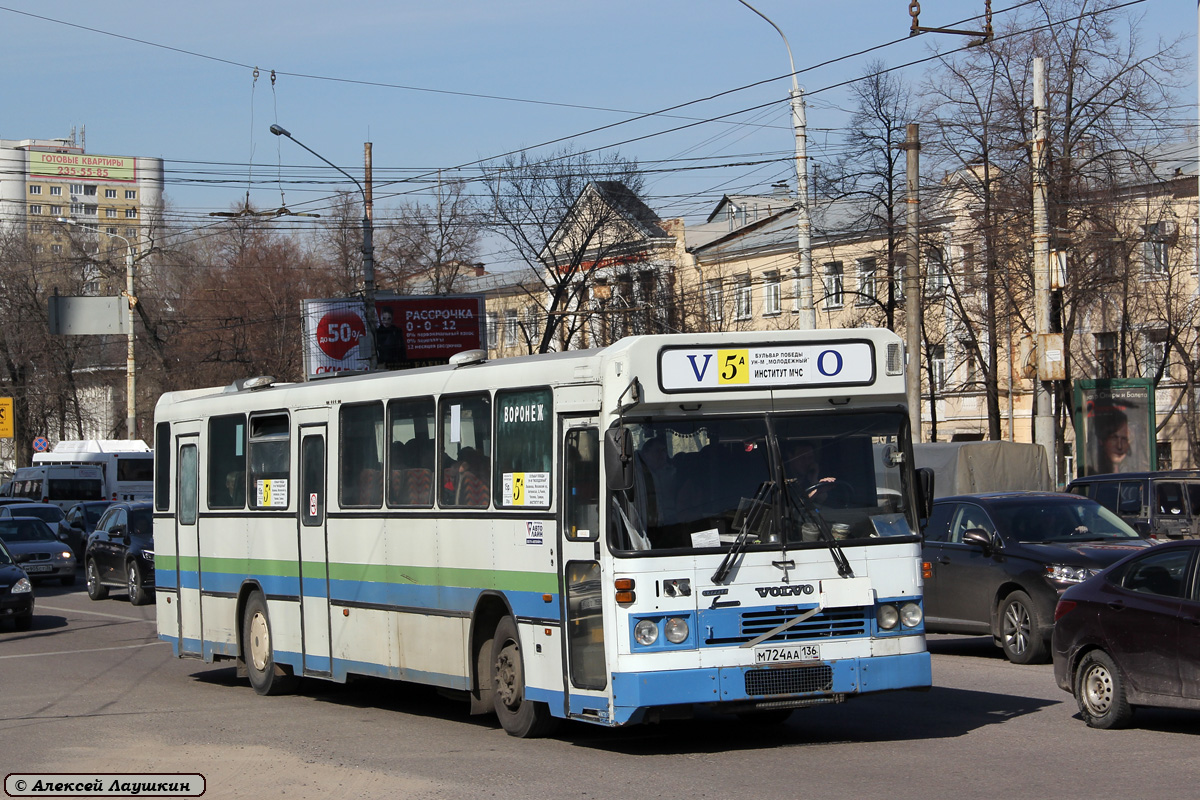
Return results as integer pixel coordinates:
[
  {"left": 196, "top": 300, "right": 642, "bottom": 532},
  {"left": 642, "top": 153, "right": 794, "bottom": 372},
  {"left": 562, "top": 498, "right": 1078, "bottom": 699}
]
[
  {"left": 949, "top": 504, "right": 993, "bottom": 544},
  {"left": 110, "top": 508, "right": 128, "bottom": 534}
]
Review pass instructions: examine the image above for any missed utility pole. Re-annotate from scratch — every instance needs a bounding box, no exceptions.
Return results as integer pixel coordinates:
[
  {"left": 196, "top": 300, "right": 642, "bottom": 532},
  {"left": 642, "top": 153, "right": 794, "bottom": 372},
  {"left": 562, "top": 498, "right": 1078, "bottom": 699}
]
[
  {"left": 901, "top": 124, "right": 922, "bottom": 440},
  {"left": 1032, "top": 58, "right": 1057, "bottom": 475},
  {"left": 364, "top": 142, "right": 377, "bottom": 370}
]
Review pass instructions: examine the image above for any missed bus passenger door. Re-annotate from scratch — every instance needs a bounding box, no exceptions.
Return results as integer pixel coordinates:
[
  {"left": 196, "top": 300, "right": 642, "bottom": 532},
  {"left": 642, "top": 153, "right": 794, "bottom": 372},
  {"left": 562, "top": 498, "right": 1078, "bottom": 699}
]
[
  {"left": 175, "top": 436, "right": 202, "bottom": 657},
  {"left": 560, "top": 421, "right": 609, "bottom": 719},
  {"left": 298, "top": 429, "right": 332, "bottom": 677}
]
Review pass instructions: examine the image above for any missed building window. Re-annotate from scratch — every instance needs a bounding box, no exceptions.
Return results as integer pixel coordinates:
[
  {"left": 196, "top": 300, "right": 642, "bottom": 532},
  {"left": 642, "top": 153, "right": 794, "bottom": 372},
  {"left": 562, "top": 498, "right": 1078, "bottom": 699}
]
[
  {"left": 932, "top": 345, "right": 947, "bottom": 389},
  {"left": 1142, "top": 224, "right": 1170, "bottom": 276},
  {"left": 30, "top": 223, "right": 43, "bottom": 234},
  {"left": 50, "top": 185, "right": 61, "bottom": 196},
  {"left": 762, "top": 272, "right": 781, "bottom": 316},
  {"left": 83, "top": 185, "right": 97, "bottom": 197},
  {"left": 32, "top": 244, "right": 43, "bottom": 254},
  {"left": 1096, "top": 332, "right": 1118, "bottom": 378},
  {"left": 28, "top": 204, "right": 42, "bottom": 215},
  {"left": 706, "top": 280, "right": 723, "bottom": 326},
  {"left": 856, "top": 258, "right": 876, "bottom": 306},
  {"left": 893, "top": 254, "right": 906, "bottom": 300},
  {"left": 105, "top": 189, "right": 117, "bottom": 199},
  {"left": 734, "top": 278, "right": 752, "bottom": 320},
  {"left": 503, "top": 309, "right": 519, "bottom": 349},
  {"left": 70, "top": 184, "right": 83, "bottom": 194},
  {"left": 50, "top": 205, "right": 62, "bottom": 215},
  {"left": 1142, "top": 334, "right": 1167, "bottom": 379},
  {"left": 29, "top": 185, "right": 42, "bottom": 195},
  {"left": 823, "top": 261, "right": 844, "bottom": 308},
  {"left": 1157, "top": 441, "right": 1173, "bottom": 471},
  {"left": 927, "top": 248, "right": 946, "bottom": 293},
  {"left": 960, "top": 339, "right": 979, "bottom": 385},
  {"left": 84, "top": 205, "right": 97, "bottom": 216},
  {"left": 125, "top": 228, "right": 137, "bottom": 237},
  {"left": 51, "top": 244, "right": 62, "bottom": 255},
  {"left": 486, "top": 311, "right": 498, "bottom": 349},
  {"left": 105, "top": 208, "right": 117, "bottom": 218},
  {"left": 125, "top": 190, "right": 136, "bottom": 200},
  {"left": 106, "top": 227, "right": 118, "bottom": 235},
  {"left": 125, "top": 208, "right": 137, "bottom": 219}
]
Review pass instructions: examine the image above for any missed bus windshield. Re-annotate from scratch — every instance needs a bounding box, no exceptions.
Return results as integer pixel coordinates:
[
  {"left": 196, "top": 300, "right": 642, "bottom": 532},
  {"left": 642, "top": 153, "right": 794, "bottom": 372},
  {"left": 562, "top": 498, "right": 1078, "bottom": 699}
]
[{"left": 610, "top": 410, "right": 915, "bottom": 553}]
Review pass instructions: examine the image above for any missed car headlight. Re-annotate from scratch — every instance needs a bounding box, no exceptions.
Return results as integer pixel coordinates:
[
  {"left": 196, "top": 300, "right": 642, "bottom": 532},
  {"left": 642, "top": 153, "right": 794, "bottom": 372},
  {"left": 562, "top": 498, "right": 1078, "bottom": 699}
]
[
  {"left": 12, "top": 577, "right": 31, "bottom": 594},
  {"left": 664, "top": 617, "right": 689, "bottom": 644},
  {"left": 899, "top": 602, "right": 923, "bottom": 628},
  {"left": 1045, "top": 564, "right": 1096, "bottom": 585},
  {"left": 633, "top": 619, "right": 659, "bottom": 646},
  {"left": 59, "top": 550, "right": 73, "bottom": 560},
  {"left": 876, "top": 603, "right": 900, "bottom": 630},
  {"left": 142, "top": 550, "right": 155, "bottom": 561}
]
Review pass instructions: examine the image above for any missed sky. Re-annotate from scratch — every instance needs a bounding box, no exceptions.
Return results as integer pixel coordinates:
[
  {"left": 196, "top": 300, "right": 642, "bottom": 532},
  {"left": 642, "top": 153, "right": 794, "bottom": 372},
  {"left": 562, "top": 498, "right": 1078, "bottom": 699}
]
[{"left": 1, "top": 0, "right": 1195, "bottom": 268}]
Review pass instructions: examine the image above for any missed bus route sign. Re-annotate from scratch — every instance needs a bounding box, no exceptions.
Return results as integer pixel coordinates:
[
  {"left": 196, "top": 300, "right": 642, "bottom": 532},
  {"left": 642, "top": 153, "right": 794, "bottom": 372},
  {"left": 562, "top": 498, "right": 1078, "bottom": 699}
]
[{"left": 658, "top": 341, "right": 875, "bottom": 392}]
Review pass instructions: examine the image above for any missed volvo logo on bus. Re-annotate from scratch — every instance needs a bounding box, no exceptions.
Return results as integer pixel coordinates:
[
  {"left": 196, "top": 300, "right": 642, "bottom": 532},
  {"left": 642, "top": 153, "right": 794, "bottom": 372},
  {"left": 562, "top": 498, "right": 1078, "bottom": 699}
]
[{"left": 755, "top": 584, "right": 816, "bottom": 598}]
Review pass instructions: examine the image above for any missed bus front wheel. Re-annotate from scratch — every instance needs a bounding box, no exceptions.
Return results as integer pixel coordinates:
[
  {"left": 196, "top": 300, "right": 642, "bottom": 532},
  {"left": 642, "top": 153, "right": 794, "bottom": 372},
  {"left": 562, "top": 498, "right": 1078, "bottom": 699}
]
[
  {"left": 242, "top": 592, "right": 299, "bottom": 696},
  {"left": 491, "top": 616, "right": 558, "bottom": 738}
]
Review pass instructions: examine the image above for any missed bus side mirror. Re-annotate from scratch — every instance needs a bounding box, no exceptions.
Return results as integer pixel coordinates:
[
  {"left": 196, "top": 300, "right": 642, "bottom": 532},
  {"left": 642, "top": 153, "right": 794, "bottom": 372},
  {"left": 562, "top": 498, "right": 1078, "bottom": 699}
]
[
  {"left": 604, "top": 428, "right": 635, "bottom": 492},
  {"left": 916, "top": 467, "right": 935, "bottom": 520}
]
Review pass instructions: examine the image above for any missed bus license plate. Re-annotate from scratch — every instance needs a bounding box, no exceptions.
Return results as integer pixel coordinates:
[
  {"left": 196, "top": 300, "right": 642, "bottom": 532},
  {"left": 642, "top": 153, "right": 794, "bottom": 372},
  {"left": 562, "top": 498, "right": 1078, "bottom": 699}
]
[
  {"left": 754, "top": 644, "right": 820, "bottom": 664},
  {"left": 22, "top": 564, "right": 52, "bottom": 573}
]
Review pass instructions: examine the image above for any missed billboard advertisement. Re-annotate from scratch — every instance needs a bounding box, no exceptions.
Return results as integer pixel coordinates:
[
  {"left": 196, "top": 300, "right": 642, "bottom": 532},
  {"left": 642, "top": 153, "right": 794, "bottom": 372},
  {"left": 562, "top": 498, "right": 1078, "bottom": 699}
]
[
  {"left": 302, "top": 295, "right": 484, "bottom": 378},
  {"left": 1073, "top": 379, "right": 1156, "bottom": 477},
  {"left": 28, "top": 151, "right": 137, "bottom": 182}
]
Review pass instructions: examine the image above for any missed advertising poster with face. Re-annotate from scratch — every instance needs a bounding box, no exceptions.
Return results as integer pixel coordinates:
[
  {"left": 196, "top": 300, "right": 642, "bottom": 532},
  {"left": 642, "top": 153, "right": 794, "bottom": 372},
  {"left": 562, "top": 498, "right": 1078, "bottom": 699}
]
[{"left": 1075, "top": 379, "right": 1155, "bottom": 477}]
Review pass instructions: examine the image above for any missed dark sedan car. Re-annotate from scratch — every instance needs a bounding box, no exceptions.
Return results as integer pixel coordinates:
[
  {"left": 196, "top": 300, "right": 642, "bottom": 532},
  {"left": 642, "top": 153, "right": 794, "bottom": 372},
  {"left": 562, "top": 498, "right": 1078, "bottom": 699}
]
[
  {"left": 0, "top": 538, "right": 34, "bottom": 631},
  {"left": 85, "top": 501, "right": 154, "bottom": 605},
  {"left": 1053, "top": 540, "right": 1200, "bottom": 728},
  {"left": 0, "top": 517, "right": 77, "bottom": 585},
  {"left": 922, "top": 492, "right": 1151, "bottom": 664},
  {"left": 58, "top": 500, "right": 114, "bottom": 560}
]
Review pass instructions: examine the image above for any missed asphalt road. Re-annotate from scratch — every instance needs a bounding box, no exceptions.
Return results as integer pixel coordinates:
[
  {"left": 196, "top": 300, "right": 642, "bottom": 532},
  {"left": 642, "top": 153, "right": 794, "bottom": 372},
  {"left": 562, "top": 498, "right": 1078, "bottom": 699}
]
[{"left": 2, "top": 578, "right": 1198, "bottom": 800}]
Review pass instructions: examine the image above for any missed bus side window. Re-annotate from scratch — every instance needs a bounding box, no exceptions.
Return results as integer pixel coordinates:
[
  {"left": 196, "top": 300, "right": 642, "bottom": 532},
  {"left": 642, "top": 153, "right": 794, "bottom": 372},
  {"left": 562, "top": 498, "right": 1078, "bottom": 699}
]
[
  {"left": 208, "top": 414, "right": 246, "bottom": 509},
  {"left": 387, "top": 397, "right": 436, "bottom": 508},
  {"left": 440, "top": 393, "right": 491, "bottom": 509},
  {"left": 565, "top": 428, "right": 599, "bottom": 540},
  {"left": 340, "top": 402, "right": 384, "bottom": 508}
]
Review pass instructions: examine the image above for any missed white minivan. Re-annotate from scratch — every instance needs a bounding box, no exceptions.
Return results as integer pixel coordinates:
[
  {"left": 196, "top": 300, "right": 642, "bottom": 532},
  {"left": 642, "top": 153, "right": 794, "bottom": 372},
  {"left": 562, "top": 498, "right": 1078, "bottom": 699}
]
[{"left": 4, "top": 465, "right": 106, "bottom": 510}]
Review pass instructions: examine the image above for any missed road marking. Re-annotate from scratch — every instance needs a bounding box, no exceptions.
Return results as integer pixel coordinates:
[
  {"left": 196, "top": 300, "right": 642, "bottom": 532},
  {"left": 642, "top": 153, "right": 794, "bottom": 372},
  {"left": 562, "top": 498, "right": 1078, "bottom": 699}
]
[
  {"left": 38, "top": 604, "right": 155, "bottom": 622},
  {"left": 0, "top": 641, "right": 163, "bottom": 660}
]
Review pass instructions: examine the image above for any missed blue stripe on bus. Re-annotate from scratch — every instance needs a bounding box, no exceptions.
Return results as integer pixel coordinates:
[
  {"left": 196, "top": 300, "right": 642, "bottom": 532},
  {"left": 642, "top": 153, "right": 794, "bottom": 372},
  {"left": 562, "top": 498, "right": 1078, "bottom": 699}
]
[{"left": 609, "top": 651, "right": 932, "bottom": 725}]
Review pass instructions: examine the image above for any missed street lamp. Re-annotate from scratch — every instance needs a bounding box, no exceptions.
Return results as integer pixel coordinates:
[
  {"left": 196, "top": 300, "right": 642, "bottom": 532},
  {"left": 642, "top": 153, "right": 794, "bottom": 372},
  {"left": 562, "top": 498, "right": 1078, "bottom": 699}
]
[
  {"left": 57, "top": 217, "right": 138, "bottom": 440},
  {"left": 269, "top": 124, "right": 378, "bottom": 370},
  {"left": 737, "top": 0, "right": 814, "bottom": 329}
]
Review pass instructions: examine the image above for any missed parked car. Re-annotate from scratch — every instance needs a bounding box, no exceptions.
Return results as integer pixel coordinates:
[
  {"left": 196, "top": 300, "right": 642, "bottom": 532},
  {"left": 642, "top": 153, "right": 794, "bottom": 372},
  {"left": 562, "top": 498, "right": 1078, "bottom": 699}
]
[
  {"left": 921, "top": 492, "right": 1151, "bottom": 664},
  {"left": 58, "top": 501, "right": 114, "bottom": 561},
  {"left": 1067, "top": 471, "right": 1200, "bottom": 540},
  {"left": 0, "top": 538, "right": 34, "bottom": 631},
  {"left": 84, "top": 501, "right": 154, "bottom": 605},
  {"left": 1053, "top": 539, "right": 1200, "bottom": 728},
  {"left": 0, "top": 517, "right": 77, "bottom": 586}
]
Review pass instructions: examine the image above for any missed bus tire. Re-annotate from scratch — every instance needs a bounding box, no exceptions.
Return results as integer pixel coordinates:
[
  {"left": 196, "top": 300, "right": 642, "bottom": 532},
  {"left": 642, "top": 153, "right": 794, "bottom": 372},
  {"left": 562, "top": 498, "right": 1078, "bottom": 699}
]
[
  {"left": 242, "top": 592, "right": 299, "bottom": 696},
  {"left": 126, "top": 560, "right": 150, "bottom": 606},
  {"left": 86, "top": 559, "right": 108, "bottom": 601},
  {"left": 491, "top": 616, "right": 558, "bottom": 738}
]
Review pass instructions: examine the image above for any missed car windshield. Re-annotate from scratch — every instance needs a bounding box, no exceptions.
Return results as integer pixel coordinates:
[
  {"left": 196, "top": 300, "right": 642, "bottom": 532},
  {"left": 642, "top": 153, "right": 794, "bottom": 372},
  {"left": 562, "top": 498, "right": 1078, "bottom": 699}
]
[
  {"left": 991, "top": 500, "right": 1142, "bottom": 542},
  {"left": 610, "top": 410, "right": 916, "bottom": 554},
  {"left": 84, "top": 505, "right": 110, "bottom": 526},
  {"left": 129, "top": 507, "right": 152, "bottom": 536},
  {"left": 0, "top": 518, "right": 57, "bottom": 542},
  {"left": 12, "top": 507, "right": 65, "bottom": 524}
]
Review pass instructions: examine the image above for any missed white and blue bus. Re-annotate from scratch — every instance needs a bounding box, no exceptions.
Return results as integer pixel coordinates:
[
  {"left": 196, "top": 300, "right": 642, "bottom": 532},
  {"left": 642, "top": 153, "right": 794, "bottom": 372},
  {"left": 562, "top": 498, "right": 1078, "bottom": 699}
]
[{"left": 153, "top": 329, "right": 932, "bottom": 736}]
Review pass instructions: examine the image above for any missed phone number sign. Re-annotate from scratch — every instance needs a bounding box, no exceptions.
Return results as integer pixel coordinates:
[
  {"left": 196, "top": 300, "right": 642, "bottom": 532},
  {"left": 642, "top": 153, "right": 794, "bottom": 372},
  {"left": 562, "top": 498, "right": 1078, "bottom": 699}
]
[{"left": 658, "top": 341, "right": 876, "bottom": 392}]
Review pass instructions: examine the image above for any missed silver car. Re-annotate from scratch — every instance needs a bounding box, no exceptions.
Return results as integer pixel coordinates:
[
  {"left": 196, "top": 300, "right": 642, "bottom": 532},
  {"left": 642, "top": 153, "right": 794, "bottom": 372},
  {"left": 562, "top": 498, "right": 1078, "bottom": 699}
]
[{"left": 0, "top": 518, "right": 76, "bottom": 586}]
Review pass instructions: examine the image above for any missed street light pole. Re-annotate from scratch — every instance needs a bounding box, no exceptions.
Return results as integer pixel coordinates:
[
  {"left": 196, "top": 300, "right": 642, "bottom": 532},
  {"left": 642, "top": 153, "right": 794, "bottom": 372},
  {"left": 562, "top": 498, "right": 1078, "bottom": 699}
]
[
  {"left": 738, "top": 0, "right": 814, "bottom": 329},
  {"left": 57, "top": 217, "right": 138, "bottom": 440},
  {"left": 270, "top": 124, "right": 378, "bottom": 371}
]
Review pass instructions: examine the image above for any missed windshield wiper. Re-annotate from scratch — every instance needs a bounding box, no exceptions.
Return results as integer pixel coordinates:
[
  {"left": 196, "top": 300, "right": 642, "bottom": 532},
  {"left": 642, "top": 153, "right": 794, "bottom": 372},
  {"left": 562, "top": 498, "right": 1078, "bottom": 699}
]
[
  {"left": 712, "top": 482, "right": 774, "bottom": 584},
  {"left": 783, "top": 480, "right": 853, "bottom": 578}
]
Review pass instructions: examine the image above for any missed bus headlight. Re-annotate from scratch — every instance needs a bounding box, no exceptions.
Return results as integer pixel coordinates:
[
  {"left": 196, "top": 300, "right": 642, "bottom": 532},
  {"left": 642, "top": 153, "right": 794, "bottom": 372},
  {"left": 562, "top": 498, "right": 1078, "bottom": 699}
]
[
  {"left": 634, "top": 619, "right": 659, "bottom": 646},
  {"left": 876, "top": 604, "right": 900, "bottom": 630},
  {"left": 899, "top": 602, "right": 923, "bottom": 628},
  {"left": 664, "top": 617, "right": 689, "bottom": 644}
]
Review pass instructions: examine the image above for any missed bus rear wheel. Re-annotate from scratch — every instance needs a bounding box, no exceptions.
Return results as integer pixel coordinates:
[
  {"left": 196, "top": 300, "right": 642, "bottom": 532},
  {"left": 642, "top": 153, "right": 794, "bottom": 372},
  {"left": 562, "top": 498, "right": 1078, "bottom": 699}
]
[
  {"left": 242, "top": 592, "right": 298, "bottom": 696},
  {"left": 492, "top": 616, "right": 558, "bottom": 738}
]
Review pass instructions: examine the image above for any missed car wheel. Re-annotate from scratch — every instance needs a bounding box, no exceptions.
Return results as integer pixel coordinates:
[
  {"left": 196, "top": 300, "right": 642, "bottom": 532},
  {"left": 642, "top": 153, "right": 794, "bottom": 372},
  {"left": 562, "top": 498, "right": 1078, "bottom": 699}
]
[
  {"left": 86, "top": 559, "right": 108, "bottom": 601},
  {"left": 1075, "top": 649, "right": 1133, "bottom": 729},
  {"left": 242, "top": 592, "right": 299, "bottom": 696},
  {"left": 126, "top": 560, "right": 150, "bottom": 606},
  {"left": 998, "top": 590, "right": 1049, "bottom": 664},
  {"left": 492, "top": 616, "right": 558, "bottom": 738}
]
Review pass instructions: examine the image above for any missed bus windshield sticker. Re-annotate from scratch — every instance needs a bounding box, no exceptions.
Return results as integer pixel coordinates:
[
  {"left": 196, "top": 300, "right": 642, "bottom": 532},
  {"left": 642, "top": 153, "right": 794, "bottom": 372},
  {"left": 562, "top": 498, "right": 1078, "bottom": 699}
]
[
  {"left": 257, "top": 478, "right": 288, "bottom": 508},
  {"left": 659, "top": 342, "right": 874, "bottom": 392},
  {"left": 690, "top": 528, "right": 720, "bottom": 548},
  {"left": 503, "top": 471, "right": 550, "bottom": 507},
  {"left": 450, "top": 404, "right": 462, "bottom": 443}
]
